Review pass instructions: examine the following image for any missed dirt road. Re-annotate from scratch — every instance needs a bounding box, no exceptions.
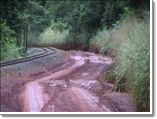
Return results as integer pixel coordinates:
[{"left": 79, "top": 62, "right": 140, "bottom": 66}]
[{"left": 1, "top": 48, "right": 136, "bottom": 112}]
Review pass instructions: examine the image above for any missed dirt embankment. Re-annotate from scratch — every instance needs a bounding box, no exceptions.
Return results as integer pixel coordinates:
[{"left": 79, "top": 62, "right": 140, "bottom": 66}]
[{"left": 1, "top": 48, "right": 136, "bottom": 112}]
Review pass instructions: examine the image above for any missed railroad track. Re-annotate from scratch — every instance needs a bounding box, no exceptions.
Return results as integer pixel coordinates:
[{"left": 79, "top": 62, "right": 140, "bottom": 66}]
[{"left": 0, "top": 47, "right": 56, "bottom": 67}]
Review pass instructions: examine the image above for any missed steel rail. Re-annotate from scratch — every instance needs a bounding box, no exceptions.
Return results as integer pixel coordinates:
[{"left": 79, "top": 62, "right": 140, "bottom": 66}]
[{"left": 0, "top": 47, "right": 56, "bottom": 67}]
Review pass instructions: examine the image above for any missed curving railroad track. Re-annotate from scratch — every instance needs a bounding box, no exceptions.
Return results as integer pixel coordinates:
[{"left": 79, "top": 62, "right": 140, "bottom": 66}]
[{"left": 0, "top": 47, "right": 56, "bottom": 67}]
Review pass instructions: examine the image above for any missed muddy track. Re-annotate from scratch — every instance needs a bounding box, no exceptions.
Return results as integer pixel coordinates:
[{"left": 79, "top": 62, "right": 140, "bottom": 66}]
[
  {"left": 23, "top": 57, "right": 85, "bottom": 112},
  {"left": 0, "top": 48, "right": 136, "bottom": 112}
]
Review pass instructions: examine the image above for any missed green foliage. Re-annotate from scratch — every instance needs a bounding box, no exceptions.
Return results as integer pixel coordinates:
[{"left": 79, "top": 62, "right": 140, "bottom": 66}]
[
  {"left": 51, "top": 18, "right": 69, "bottom": 32},
  {"left": 90, "top": 28, "right": 111, "bottom": 53},
  {"left": 19, "top": 0, "right": 50, "bottom": 46},
  {"left": 0, "top": 21, "right": 20, "bottom": 60},
  {"left": 123, "top": 22, "right": 149, "bottom": 111},
  {"left": 92, "top": 10, "right": 150, "bottom": 111},
  {"left": 1, "top": 21, "right": 15, "bottom": 38},
  {"left": 0, "top": 0, "right": 150, "bottom": 50},
  {"left": 1, "top": 0, "right": 50, "bottom": 52},
  {"left": 46, "top": 1, "right": 104, "bottom": 49},
  {"left": 101, "top": 0, "right": 130, "bottom": 28},
  {"left": 106, "top": 21, "right": 150, "bottom": 111},
  {"left": 90, "top": 11, "right": 137, "bottom": 56},
  {"left": 39, "top": 21, "right": 69, "bottom": 45}
]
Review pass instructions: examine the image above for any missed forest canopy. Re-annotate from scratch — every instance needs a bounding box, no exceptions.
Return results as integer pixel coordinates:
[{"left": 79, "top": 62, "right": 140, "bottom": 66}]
[{"left": 0, "top": 0, "right": 149, "bottom": 53}]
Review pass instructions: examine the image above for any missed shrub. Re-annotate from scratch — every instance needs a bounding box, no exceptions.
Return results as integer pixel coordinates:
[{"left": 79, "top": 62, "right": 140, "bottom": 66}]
[
  {"left": 1, "top": 42, "right": 20, "bottom": 60},
  {"left": 90, "top": 11, "right": 148, "bottom": 55},
  {"left": 0, "top": 21, "right": 20, "bottom": 60},
  {"left": 90, "top": 12, "right": 137, "bottom": 56},
  {"left": 39, "top": 21, "right": 69, "bottom": 45},
  {"left": 90, "top": 28, "right": 111, "bottom": 53},
  {"left": 51, "top": 18, "right": 69, "bottom": 32}
]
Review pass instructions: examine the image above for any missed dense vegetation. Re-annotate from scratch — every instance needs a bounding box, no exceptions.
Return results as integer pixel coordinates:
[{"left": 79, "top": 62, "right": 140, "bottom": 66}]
[
  {"left": 0, "top": 0, "right": 150, "bottom": 111},
  {"left": 103, "top": 13, "right": 150, "bottom": 111}
]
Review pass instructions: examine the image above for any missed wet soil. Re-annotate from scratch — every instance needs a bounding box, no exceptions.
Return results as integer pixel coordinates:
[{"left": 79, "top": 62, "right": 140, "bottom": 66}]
[{"left": 0, "top": 48, "right": 136, "bottom": 112}]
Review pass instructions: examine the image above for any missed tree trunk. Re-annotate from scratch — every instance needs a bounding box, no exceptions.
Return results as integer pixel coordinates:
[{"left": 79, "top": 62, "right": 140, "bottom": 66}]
[
  {"left": 23, "top": 24, "right": 28, "bottom": 53},
  {"left": 23, "top": 27, "right": 25, "bottom": 53},
  {"left": 25, "top": 24, "right": 28, "bottom": 53}
]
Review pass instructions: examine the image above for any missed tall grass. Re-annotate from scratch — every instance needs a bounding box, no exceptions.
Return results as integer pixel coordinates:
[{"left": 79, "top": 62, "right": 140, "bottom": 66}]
[
  {"left": 91, "top": 13, "right": 150, "bottom": 111},
  {"left": 90, "top": 28, "right": 111, "bottom": 53},
  {"left": 90, "top": 12, "right": 137, "bottom": 56},
  {"left": 113, "top": 21, "right": 150, "bottom": 111}
]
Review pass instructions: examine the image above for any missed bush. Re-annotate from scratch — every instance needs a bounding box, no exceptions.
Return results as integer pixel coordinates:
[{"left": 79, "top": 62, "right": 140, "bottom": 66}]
[
  {"left": 1, "top": 42, "right": 20, "bottom": 60},
  {"left": 0, "top": 21, "right": 20, "bottom": 60},
  {"left": 39, "top": 21, "right": 69, "bottom": 45},
  {"left": 51, "top": 18, "right": 69, "bottom": 32},
  {"left": 90, "top": 28, "right": 111, "bottom": 53},
  {"left": 90, "top": 12, "right": 137, "bottom": 56}
]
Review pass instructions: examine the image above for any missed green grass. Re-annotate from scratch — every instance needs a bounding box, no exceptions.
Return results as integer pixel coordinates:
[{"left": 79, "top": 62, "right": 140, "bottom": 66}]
[
  {"left": 91, "top": 13, "right": 150, "bottom": 111},
  {"left": 90, "top": 13, "right": 137, "bottom": 56},
  {"left": 120, "top": 22, "right": 150, "bottom": 111},
  {"left": 107, "top": 21, "right": 150, "bottom": 111}
]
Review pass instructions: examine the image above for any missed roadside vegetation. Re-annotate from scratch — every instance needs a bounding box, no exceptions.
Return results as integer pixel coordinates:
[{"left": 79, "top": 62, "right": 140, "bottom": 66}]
[
  {"left": 0, "top": 21, "right": 20, "bottom": 60},
  {"left": 90, "top": 9, "right": 150, "bottom": 111},
  {"left": 0, "top": 0, "right": 150, "bottom": 112},
  {"left": 38, "top": 20, "right": 69, "bottom": 47}
]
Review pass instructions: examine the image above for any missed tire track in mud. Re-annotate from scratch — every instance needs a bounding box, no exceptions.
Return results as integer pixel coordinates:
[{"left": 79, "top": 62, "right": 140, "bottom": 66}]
[
  {"left": 23, "top": 82, "right": 44, "bottom": 112},
  {"left": 22, "top": 51, "right": 136, "bottom": 112},
  {"left": 1, "top": 49, "right": 136, "bottom": 112},
  {"left": 23, "top": 55, "right": 86, "bottom": 112}
]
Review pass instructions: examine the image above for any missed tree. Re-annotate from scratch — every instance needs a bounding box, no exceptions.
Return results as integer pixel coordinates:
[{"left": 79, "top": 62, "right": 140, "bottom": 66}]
[{"left": 0, "top": 0, "right": 49, "bottom": 53}]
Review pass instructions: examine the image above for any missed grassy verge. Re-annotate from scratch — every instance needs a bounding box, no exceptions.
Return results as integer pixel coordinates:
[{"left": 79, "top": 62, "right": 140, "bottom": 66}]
[{"left": 90, "top": 12, "right": 150, "bottom": 111}]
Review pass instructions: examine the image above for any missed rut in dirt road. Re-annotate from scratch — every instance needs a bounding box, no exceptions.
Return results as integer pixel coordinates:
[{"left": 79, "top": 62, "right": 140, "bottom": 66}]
[
  {"left": 22, "top": 51, "right": 136, "bottom": 112},
  {"left": 1, "top": 49, "right": 136, "bottom": 112},
  {"left": 23, "top": 55, "right": 85, "bottom": 112}
]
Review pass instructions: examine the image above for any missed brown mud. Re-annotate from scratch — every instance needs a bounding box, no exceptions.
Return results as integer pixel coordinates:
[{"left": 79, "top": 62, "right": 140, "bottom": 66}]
[{"left": 0, "top": 48, "right": 136, "bottom": 112}]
